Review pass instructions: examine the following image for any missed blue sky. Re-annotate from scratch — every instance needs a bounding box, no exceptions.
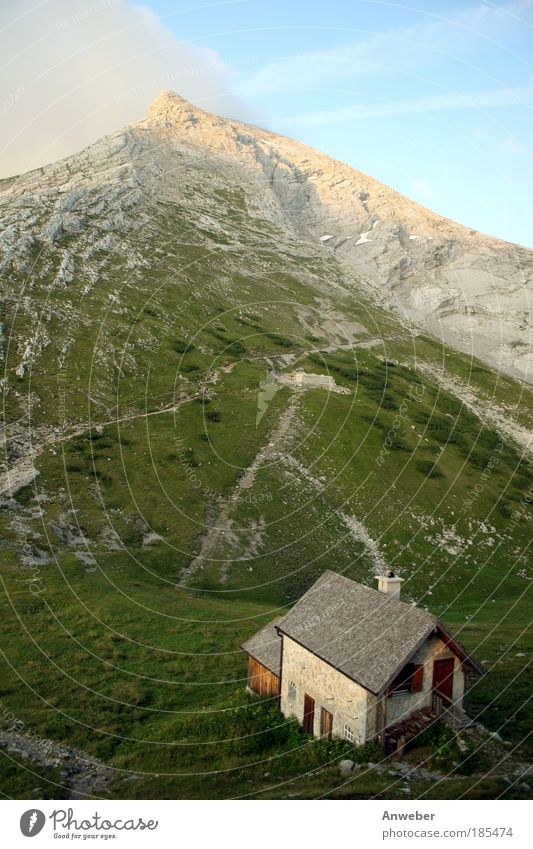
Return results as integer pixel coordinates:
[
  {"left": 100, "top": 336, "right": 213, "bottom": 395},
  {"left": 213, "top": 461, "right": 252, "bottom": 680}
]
[
  {"left": 146, "top": 0, "right": 533, "bottom": 247},
  {"left": 1, "top": 1, "right": 531, "bottom": 246}
]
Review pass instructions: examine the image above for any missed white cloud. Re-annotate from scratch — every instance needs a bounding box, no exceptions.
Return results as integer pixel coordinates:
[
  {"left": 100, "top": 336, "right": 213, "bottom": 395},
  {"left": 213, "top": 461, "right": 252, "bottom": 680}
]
[
  {"left": 276, "top": 81, "right": 533, "bottom": 128},
  {"left": 497, "top": 136, "right": 527, "bottom": 154},
  {"left": 0, "top": 0, "right": 254, "bottom": 177},
  {"left": 239, "top": 0, "right": 533, "bottom": 93}
]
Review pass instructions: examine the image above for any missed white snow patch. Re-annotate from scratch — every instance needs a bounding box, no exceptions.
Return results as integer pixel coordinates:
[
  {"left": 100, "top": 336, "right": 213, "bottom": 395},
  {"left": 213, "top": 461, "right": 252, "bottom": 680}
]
[
  {"left": 320, "top": 234, "right": 334, "bottom": 242},
  {"left": 355, "top": 231, "right": 373, "bottom": 245}
]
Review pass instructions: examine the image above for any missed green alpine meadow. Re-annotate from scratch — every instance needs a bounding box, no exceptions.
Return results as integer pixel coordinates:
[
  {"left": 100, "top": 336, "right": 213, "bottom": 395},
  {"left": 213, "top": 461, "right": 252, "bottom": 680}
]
[{"left": 0, "top": 91, "right": 531, "bottom": 800}]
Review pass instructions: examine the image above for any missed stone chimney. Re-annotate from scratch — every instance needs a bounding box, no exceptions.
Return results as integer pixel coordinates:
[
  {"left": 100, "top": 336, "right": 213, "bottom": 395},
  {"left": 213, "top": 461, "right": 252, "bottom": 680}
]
[{"left": 376, "top": 570, "right": 403, "bottom": 599}]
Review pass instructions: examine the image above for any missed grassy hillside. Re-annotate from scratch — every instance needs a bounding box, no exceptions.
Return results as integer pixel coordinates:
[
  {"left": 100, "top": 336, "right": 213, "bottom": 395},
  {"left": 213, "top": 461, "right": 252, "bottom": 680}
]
[{"left": 0, "top": 183, "right": 531, "bottom": 799}]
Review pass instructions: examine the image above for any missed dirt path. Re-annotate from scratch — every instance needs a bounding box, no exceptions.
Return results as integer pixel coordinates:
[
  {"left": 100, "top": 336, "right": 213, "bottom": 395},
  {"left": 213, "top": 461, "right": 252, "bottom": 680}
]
[
  {"left": 183, "top": 392, "right": 302, "bottom": 581},
  {"left": 0, "top": 728, "right": 114, "bottom": 799},
  {"left": 0, "top": 359, "right": 240, "bottom": 499},
  {"left": 0, "top": 393, "right": 198, "bottom": 498}
]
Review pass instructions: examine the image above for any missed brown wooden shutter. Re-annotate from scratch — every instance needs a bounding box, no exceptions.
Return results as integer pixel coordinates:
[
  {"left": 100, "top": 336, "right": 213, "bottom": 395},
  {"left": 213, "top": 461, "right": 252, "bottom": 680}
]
[{"left": 411, "top": 664, "right": 424, "bottom": 693}]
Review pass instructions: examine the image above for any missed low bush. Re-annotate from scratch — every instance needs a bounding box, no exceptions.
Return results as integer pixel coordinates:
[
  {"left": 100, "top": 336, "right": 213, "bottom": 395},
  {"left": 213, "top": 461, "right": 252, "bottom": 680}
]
[
  {"left": 265, "top": 333, "right": 294, "bottom": 348},
  {"left": 417, "top": 721, "right": 457, "bottom": 769},
  {"left": 173, "top": 339, "right": 194, "bottom": 354},
  {"left": 415, "top": 459, "right": 444, "bottom": 478}
]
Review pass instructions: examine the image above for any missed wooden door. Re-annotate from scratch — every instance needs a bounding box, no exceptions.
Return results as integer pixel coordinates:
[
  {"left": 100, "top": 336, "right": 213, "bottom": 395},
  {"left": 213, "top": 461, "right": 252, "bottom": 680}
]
[
  {"left": 320, "top": 707, "right": 333, "bottom": 740},
  {"left": 432, "top": 658, "right": 454, "bottom": 704},
  {"left": 303, "top": 693, "right": 315, "bottom": 735}
]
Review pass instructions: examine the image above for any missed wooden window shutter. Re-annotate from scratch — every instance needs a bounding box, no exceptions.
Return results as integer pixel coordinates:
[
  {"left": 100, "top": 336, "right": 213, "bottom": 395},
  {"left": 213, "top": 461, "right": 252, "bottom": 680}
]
[{"left": 411, "top": 664, "right": 424, "bottom": 693}]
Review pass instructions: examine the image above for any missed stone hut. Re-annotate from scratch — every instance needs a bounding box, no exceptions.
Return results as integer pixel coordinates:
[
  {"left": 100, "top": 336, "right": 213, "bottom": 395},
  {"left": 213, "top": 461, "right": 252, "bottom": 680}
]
[{"left": 242, "top": 570, "right": 483, "bottom": 748}]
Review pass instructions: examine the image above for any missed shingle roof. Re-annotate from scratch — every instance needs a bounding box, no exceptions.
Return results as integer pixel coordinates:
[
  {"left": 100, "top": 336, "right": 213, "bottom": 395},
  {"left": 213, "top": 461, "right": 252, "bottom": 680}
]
[
  {"left": 242, "top": 571, "right": 483, "bottom": 692},
  {"left": 241, "top": 617, "right": 283, "bottom": 676},
  {"left": 276, "top": 571, "right": 440, "bottom": 694}
]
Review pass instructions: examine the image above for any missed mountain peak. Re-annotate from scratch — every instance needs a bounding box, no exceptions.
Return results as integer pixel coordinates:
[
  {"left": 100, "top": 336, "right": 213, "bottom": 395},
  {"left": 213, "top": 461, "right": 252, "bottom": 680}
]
[{"left": 147, "top": 89, "right": 190, "bottom": 117}]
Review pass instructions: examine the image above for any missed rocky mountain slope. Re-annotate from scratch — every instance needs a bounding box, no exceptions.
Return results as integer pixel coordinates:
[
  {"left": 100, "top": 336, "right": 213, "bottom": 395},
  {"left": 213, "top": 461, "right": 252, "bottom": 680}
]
[
  {"left": 3, "top": 89, "right": 530, "bottom": 382},
  {"left": 0, "top": 91, "right": 531, "bottom": 800},
  {"left": 147, "top": 91, "right": 533, "bottom": 382}
]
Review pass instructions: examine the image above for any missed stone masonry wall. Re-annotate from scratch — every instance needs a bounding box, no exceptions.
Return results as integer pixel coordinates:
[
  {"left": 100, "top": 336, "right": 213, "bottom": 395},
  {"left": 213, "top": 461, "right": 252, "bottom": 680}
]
[{"left": 279, "top": 636, "right": 373, "bottom": 744}]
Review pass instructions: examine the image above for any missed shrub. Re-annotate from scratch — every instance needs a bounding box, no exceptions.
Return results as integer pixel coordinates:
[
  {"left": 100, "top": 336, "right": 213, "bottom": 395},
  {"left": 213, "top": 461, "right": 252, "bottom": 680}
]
[
  {"left": 351, "top": 740, "right": 383, "bottom": 764},
  {"left": 415, "top": 459, "right": 444, "bottom": 478},
  {"left": 339, "top": 367, "right": 359, "bottom": 381},
  {"left": 366, "top": 390, "right": 398, "bottom": 410},
  {"left": 425, "top": 417, "right": 454, "bottom": 442},
  {"left": 378, "top": 393, "right": 399, "bottom": 411},
  {"left": 173, "top": 339, "right": 194, "bottom": 354},
  {"left": 417, "top": 721, "right": 458, "bottom": 767},
  {"left": 361, "top": 376, "right": 387, "bottom": 391},
  {"left": 387, "top": 438, "right": 413, "bottom": 452},
  {"left": 477, "top": 428, "right": 501, "bottom": 451},
  {"left": 66, "top": 462, "right": 84, "bottom": 473},
  {"left": 181, "top": 447, "right": 198, "bottom": 467},
  {"left": 206, "top": 410, "right": 221, "bottom": 422},
  {"left": 265, "top": 333, "right": 294, "bottom": 348},
  {"left": 468, "top": 449, "right": 492, "bottom": 470},
  {"left": 227, "top": 341, "right": 246, "bottom": 355},
  {"left": 498, "top": 500, "right": 513, "bottom": 518},
  {"left": 94, "top": 472, "right": 113, "bottom": 485},
  {"left": 437, "top": 395, "right": 463, "bottom": 416},
  {"left": 455, "top": 742, "right": 486, "bottom": 775},
  {"left": 208, "top": 330, "right": 246, "bottom": 356},
  {"left": 69, "top": 440, "right": 88, "bottom": 453},
  {"left": 361, "top": 414, "right": 388, "bottom": 430}
]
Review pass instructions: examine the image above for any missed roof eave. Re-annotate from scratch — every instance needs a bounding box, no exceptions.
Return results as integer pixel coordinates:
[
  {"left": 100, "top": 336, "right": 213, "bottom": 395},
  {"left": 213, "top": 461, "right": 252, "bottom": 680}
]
[
  {"left": 241, "top": 645, "right": 280, "bottom": 677},
  {"left": 436, "top": 621, "right": 485, "bottom": 676},
  {"left": 378, "top": 622, "right": 437, "bottom": 696}
]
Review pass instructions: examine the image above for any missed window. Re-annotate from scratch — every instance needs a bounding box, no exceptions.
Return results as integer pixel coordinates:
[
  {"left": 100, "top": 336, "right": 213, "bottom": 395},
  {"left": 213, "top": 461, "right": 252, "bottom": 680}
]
[
  {"left": 288, "top": 681, "right": 296, "bottom": 702},
  {"left": 388, "top": 663, "right": 424, "bottom": 695},
  {"left": 343, "top": 724, "right": 354, "bottom": 742}
]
